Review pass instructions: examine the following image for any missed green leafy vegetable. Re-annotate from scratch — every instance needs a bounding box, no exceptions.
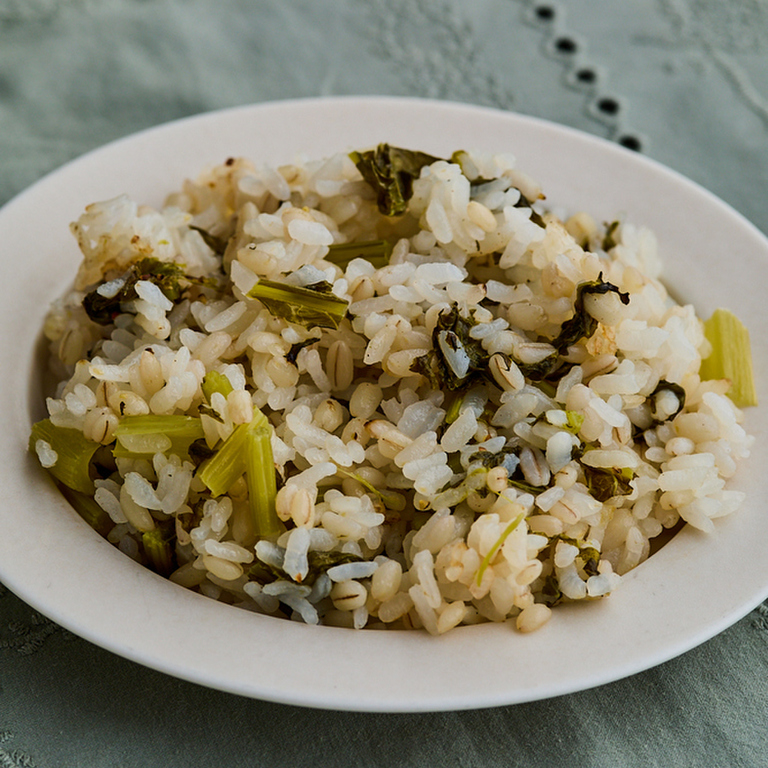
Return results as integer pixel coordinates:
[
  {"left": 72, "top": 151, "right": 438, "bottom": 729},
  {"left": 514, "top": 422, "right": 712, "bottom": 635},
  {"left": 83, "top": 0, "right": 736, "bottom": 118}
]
[
  {"left": 248, "top": 549, "right": 364, "bottom": 588},
  {"left": 286, "top": 337, "right": 320, "bottom": 366},
  {"left": 411, "top": 305, "right": 489, "bottom": 391},
  {"left": 552, "top": 275, "right": 630, "bottom": 353},
  {"left": 188, "top": 439, "right": 215, "bottom": 463},
  {"left": 326, "top": 239, "right": 393, "bottom": 270},
  {"left": 305, "top": 550, "right": 364, "bottom": 583},
  {"left": 465, "top": 448, "right": 549, "bottom": 495},
  {"left": 83, "top": 258, "right": 187, "bottom": 325},
  {"left": 197, "top": 422, "right": 251, "bottom": 497},
  {"left": 248, "top": 279, "right": 349, "bottom": 330},
  {"left": 649, "top": 380, "right": 686, "bottom": 422},
  {"left": 516, "top": 351, "right": 561, "bottom": 381},
  {"left": 189, "top": 225, "right": 228, "bottom": 256},
  {"left": 580, "top": 547, "right": 601, "bottom": 577},
  {"left": 540, "top": 572, "right": 563, "bottom": 607},
  {"left": 602, "top": 220, "right": 620, "bottom": 251},
  {"left": 29, "top": 419, "right": 100, "bottom": 494},
  {"left": 514, "top": 192, "right": 546, "bottom": 228},
  {"left": 558, "top": 535, "right": 601, "bottom": 577},
  {"left": 539, "top": 536, "right": 603, "bottom": 606},
  {"left": 582, "top": 464, "right": 634, "bottom": 502},
  {"left": 350, "top": 144, "right": 441, "bottom": 216},
  {"left": 699, "top": 308, "right": 758, "bottom": 408},
  {"left": 564, "top": 411, "right": 585, "bottom": 434},
  {"left": 508, "top": 477, "right": 548, "bottom": 495}
]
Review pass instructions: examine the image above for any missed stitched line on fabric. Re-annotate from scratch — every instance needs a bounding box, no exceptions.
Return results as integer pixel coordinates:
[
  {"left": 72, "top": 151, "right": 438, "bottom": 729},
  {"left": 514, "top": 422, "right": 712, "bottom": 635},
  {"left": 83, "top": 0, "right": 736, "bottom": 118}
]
[
  {"left": 513, "top": 0, "right": 646, "bottom": 152},
  {"left": 363, "top": 0, "right": 646, "bottom": 150}
]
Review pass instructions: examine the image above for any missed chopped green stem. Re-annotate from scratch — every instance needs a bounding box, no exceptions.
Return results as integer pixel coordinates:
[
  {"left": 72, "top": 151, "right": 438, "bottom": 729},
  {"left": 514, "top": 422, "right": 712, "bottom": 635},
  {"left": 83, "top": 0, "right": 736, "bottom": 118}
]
[
  {"left": 142, "top": 528, "right": 175, "bottom": 576},
  {"left": 476, "top": 512, "right": 525, "bottom": 587},
  {"left": 508, "top": 478, "right": 545, "bottom": 495},
  {"left": 245, "top": 418, "right": 281, "bottom": 537},
  {"left": 202, "top": 370, "right": 234, "bottom": 403},
  {"left": 198, "top": 408, "right": 280, "bottom": 537},
  {"left": 113, "top": 414, "right": 205, "bottom": 459},
  {"left": 29, "top": 419, "right": 100, "bottom": 494},
  {"left": 114, "top": 414, "right": 205, "bottom": 438},
  {"left": 700, "top": 308, "right": 757, "bottom": 407},
  {"left": 444, "top": 393, "right": 464, "bottom": 425},
  {"left": 248, "top": 279, "right": 349, "bottom": 330},
  {"left": 326, "top": 239, "right": 393, "bottom": 270},
  {"left": 198, "top": 422, "right": 250, "bottom": 497},
  {"left": 58, "top": 484, "right": 113, "bottom": 537},
  {"left": 336, "top": 467, "right": 406, "bottom": 511}
]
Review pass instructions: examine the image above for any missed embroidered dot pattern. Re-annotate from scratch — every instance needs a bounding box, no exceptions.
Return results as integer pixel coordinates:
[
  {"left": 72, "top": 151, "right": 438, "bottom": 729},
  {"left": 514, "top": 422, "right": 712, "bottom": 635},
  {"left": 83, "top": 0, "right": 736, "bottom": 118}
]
[{"left": 524, "top": 0, "right": 646, "bottom": 152}]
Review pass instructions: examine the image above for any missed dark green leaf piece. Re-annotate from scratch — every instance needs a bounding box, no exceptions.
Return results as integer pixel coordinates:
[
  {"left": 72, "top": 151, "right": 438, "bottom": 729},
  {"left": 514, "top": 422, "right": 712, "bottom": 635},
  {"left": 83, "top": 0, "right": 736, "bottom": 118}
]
[
  {"left": 188, "top": 438, "right": 215, "bottom": 463},
  {"left": 286, "top": 337, "right": 320, "bottom": 366},
  {"left": 248, "top": 550, "right": 364, "bottom": 588},
  {"left": 580, "top": 546, "right": 601, "bottom": 577},
  {"left": 583, "top": 464, "right": 634, "bottom": 502},
  {"left": 515, "top": 192, "right": 546, "bottom": 228},
  {"left": 516, "top": 351, "right": 561, "bottom": 381},
  {"left": 410, "top": 304, "right": 489, "bottom": 391},
  {"left": 305, "top": 550, "right": 364, "bottom": 583},
  {"left": 552, "top": 275, "right": 630, "bottom": 353},
  {"left": 540, "top": 572, "right": 563, "bottom": 607},
  {"left": 602, "top": 220, "right": 621, "bottom": 251},
  {"left": 650, "top": 380, "right": 686, "bottom": 422},
  {"left": 350, "top": 144, "right": 442, "bottom": 216},
  {"left": 83, "top": 257, "right": 187, "bottom": 325},
  {"left": 189, "top": 225, "right": 228, "bottom": 256}
]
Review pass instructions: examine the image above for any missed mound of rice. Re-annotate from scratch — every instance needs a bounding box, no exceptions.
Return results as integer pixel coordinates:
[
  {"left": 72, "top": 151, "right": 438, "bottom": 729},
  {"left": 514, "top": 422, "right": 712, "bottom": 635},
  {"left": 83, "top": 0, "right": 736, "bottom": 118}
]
[{"left": 31, "top": 145, "right": 753, "bottom": 634}]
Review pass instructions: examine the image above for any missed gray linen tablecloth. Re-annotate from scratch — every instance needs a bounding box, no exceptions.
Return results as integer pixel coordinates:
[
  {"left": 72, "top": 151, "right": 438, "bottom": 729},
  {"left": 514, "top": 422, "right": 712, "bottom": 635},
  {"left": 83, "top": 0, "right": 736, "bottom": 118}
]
[{"left": 2, "top": 1, "right": 768, "bottom": 765}]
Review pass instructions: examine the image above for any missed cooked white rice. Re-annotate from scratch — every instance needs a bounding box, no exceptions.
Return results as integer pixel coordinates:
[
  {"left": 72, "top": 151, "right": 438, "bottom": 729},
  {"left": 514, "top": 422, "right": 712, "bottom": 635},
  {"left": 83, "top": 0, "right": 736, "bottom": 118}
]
[{"left": 32, "top": 145, "right": 753, "bottom": 634}]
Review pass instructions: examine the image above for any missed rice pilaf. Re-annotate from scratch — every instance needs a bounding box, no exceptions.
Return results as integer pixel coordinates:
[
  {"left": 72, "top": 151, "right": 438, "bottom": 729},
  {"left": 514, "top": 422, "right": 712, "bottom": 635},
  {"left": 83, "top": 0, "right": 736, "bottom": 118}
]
[{"left": 31, "top": 145, "right": 753, "bottom": 634}]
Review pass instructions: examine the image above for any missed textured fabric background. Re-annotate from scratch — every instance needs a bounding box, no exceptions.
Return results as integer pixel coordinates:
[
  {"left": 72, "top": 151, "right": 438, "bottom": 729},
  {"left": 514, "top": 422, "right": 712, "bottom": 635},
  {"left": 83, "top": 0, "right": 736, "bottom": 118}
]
[{"left": 2, "top": 1, "right": 768, "bottom": 765}]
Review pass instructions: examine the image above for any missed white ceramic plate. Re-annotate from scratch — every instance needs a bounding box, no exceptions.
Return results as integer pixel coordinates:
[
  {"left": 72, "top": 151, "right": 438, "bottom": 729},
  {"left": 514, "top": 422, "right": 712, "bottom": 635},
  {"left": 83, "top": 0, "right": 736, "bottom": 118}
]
[{"left": 1, "top": 97, "right": 766, "bottom": 712}]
